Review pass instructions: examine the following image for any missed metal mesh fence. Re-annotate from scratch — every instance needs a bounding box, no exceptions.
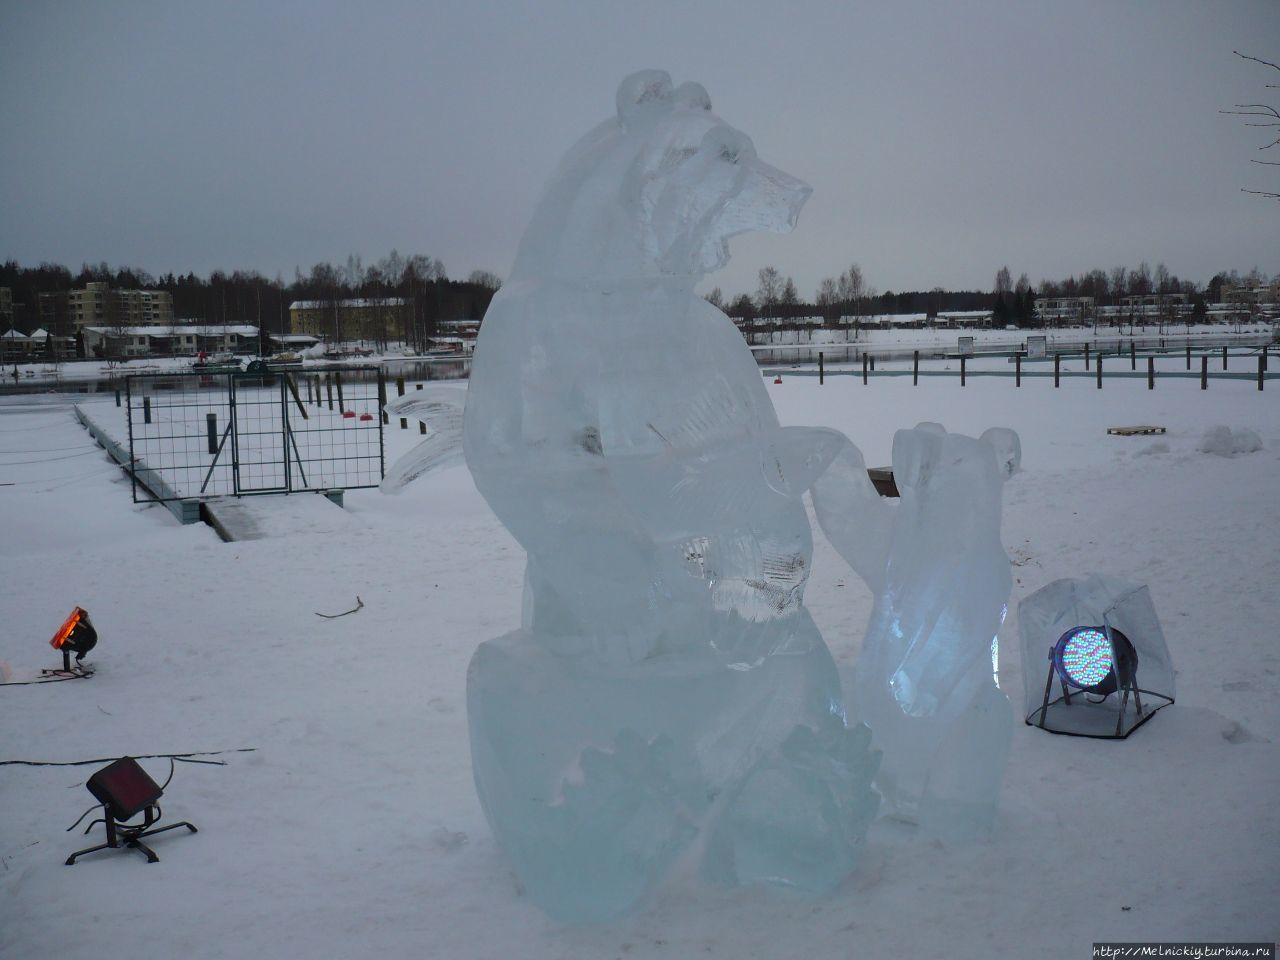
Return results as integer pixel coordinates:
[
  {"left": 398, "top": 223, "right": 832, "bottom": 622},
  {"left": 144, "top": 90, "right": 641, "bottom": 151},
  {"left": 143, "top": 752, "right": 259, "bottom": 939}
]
[{"left": 126, "top": 367, "right": 384, "bottom": 501}]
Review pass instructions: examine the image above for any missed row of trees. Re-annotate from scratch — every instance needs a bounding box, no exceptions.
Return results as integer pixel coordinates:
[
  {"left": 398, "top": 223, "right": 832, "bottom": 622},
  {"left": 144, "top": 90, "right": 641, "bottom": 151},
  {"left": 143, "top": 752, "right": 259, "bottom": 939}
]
[
  {"left": 4, "top": 254, "right": 1271, "bottom": 345},
  {"left": 699, "top": 262, "right": 1274, "bottom": 329},
  {"left": 0, "top": 253, "right": 502, "bottom": 352}
]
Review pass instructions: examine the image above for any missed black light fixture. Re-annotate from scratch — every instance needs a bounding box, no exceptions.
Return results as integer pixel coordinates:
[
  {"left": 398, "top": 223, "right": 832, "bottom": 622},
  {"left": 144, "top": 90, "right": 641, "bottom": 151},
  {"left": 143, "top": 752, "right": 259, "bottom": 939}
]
[
  {"left": 1039, "top": 625, "right": 1142, "bottom": 736},
  {"left": 47, "top": 607, "right": 97, "bottom": 676},
  {"left": 65, "top": 757, "right": 198, "bottom": 865}
]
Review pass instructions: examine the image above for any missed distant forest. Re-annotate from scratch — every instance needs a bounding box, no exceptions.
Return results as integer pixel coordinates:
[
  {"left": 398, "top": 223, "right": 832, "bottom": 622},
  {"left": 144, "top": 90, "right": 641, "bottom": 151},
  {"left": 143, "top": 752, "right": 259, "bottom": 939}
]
[
  {"left": 0, "top": 253, "right": 501, "bottom": 350},
  {"left": 1, "top": 254, "right": 1268, "bottom": 340},
  {"left": 715, "top": 262, "right": 1267, "bottom": 327}
]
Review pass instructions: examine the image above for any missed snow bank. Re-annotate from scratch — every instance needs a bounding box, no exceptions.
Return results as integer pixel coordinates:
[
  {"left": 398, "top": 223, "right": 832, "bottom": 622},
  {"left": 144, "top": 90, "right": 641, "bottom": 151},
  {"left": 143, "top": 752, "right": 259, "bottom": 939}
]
[{"left": 1198, "top": 425, "right": 1264, "bottom": 457}]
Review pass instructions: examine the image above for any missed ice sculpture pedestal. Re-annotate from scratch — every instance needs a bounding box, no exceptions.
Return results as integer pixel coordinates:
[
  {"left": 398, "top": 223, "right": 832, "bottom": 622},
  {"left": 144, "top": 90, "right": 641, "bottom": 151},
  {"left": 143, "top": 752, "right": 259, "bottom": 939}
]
[{"left": 468, "top": 614, "right": 879, "bottom": 923}]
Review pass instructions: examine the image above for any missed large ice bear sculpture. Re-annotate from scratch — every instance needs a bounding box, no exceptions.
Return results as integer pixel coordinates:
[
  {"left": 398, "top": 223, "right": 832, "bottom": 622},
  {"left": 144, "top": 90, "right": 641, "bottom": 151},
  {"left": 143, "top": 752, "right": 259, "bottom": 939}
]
[
  {"left": 460, "top": 70, "right": 883, "bottom": 923},
  {"left": 384, "top": 70, "right": 1014, "bottom": 922}
]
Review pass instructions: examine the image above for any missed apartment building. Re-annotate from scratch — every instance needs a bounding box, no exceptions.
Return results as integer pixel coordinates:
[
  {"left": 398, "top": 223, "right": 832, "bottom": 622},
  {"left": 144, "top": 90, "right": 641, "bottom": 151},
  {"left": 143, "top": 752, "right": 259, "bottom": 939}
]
[
  {"left": 289, "top": 298, "right": 411, "bottom": 342},
  {"left": 1221, "top": 279, "right": 1280, "bottom": 306},
  {"left": 1034, "top": 296, "right": 1094, "bottom": 325},
  {"left": 38, "top": 282, "right": 173, "bottom": 331}
]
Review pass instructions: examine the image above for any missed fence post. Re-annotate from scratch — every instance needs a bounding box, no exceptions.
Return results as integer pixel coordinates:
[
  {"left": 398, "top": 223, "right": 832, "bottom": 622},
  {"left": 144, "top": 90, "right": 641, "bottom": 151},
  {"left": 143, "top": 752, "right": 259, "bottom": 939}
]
[
  {"left": 913, "top": 350, "right": 919, "bottom": 386},
  {"left": 1015, "top": 353, "right": 1021, "bottom": 387},
  {"left": 115, "top": 389, "right": 121, "bottom": 407},
  {"left": 1084, "top": 343, "right": 1090, "bottom": 370},
  {"left": 1096, "top": 355, "right": 1102, "bottom": 389},
  {"left": 1186, "top": 345, "right": 1191, "bottom": 370},
  {"left": 1148, "top": 356, "right": 1155, "bottom": 390},
  {"left": 326, "top": 377, "right": 334, "bottom": 410},
  {"left": 417, "top": 383, "right": 426, "bottom": 433},
  {"left": 143, "top": 396, "right": 151, "bottom": 424},
  {"left": 1200, "top": 355, "right": 1208, "bottom": 390},
  {"left": 1263, "top": 345, "right": 1269, "bottom": 371},
  {"left": 1054, "top": 353, "right": 1060, "bottom": 388},
  {"left": 870, "top": 354, "right": 876, "bottom": 372},
  {"left": 207, "top": 413, "right": 218, "bottom": 455},
  {"left": 862, "top": 353, "right": 868, "bottom": 385},
  {"left": 960, "top": 356, "right": 966, "bottom": 386},
  {"left": 1222, "top": 346, "right": 1228, "bottom": 371},
  {"left": 1260, "top": 353, "right": 1266, "bottom": 392},
  {"left": 819, "top": 351, "right": 824, "bottom": 385},
  {"left": 396, "top": 376, "right": 406, "bottom": 429},
  {"left": 336, "top": 371, "right": 346, "bottom": 411},
  {"left": 1130, "top": 341, "right": 1136, "bottom": 370}
]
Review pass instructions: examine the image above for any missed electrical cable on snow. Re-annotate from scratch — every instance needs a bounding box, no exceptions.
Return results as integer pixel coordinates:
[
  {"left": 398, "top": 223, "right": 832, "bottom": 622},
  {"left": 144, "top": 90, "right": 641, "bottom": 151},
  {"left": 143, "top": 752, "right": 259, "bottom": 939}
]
[
  {"left": 1, "top": 748, "right": 258, "bottom": 767},
  {"left": 0, "top": 671, "right": 93, "bottom": 687},
  {"left": 0, "top": 444, "right": 99, "bottom": 454},
  {"left": 0, "top": 449, "right": 101, "bottom": 466},
  {"left": 315, "top": 596, "right": 364, "bottom": 618},
  {"left": 0, "top": 464, "right": 119, "bottom": 487}
]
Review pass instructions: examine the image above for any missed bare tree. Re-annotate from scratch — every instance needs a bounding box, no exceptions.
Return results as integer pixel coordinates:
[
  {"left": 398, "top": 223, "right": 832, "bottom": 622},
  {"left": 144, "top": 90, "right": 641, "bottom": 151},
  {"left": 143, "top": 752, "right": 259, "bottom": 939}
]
[
  {"left": 837, "top": 264, "right": 866, "bottom": 321},
  {"left": 815, "top": 277, "right": 838, "bottom": 316},
  {"left": 1129, "top": 262, "right": 1152, "bottom": 296},
  {"left": 1222, "top": 51, "right": 1280, "bottom": 200},
  {"left": 1155, "top": 262, "right": 1171, "bottom": 294},
  {"left": 994, "top": 265, "right": 1012, "bottom": 295},
  {"left": 703, "top": 286, "right": 724, "bottom": 308},
  {"left": 467, "top": 270, "right": 502, "bottom": 291},
  {"left": 1109, "top": 266, "right": 1128, "bottom": 311},
  {"left": 756, "top": 266, "right": 782, "bottom": 317}
]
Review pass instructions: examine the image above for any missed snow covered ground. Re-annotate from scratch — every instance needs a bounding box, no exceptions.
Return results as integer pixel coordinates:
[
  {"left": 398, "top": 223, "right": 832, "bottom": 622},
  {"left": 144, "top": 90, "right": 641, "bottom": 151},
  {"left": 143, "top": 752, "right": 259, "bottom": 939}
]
[{"left": 2, "top": 367, "right": 1277, "bottom": 958}]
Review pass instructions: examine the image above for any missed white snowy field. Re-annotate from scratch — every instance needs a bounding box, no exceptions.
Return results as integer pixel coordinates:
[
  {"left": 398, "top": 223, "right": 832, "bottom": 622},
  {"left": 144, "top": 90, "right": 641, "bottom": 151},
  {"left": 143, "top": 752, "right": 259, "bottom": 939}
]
[{"left": 1, "top": 369, "right": 1278, "bottom": 959}]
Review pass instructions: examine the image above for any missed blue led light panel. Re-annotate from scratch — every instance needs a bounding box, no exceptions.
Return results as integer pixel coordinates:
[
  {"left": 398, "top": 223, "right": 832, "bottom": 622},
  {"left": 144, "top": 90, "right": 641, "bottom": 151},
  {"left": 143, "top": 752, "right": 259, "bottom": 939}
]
[{"left": 1057, "top": 628, "right": 1113, "bottom": 687}]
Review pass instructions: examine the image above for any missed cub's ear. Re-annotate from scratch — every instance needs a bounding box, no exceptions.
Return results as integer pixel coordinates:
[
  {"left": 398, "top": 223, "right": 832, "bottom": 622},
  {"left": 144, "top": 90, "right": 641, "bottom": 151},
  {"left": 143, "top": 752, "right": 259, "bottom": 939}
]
[
  {"left": 673, "top": 81, "right": 711, "bottom": 111},
  {"left": 616, "top": 70, "right": 674, "bottom": 130}
]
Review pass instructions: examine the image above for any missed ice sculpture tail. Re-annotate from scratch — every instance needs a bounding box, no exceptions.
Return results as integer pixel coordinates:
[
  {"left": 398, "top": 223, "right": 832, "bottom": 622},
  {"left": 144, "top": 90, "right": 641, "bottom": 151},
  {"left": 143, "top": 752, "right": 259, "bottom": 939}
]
[{"left": 380, "top": 385, "right": 466, "bottom": 493}]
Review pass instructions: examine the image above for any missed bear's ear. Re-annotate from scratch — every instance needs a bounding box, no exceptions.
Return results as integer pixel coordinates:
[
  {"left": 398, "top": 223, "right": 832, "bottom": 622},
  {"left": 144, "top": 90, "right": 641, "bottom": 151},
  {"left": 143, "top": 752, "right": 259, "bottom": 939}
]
[
  {"left": 673, "top": 81, "right": 712, "bottom": 112},
  {"left": 616, "top": 70, "right": 674, "bottom": 130}
]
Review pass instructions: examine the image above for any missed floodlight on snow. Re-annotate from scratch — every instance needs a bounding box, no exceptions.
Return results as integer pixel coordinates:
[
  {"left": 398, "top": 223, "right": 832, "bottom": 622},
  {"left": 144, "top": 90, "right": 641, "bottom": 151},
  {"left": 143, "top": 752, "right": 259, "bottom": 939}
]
[
  {"left": 65, "top": 757, "right": 198, "bottom": 865},
  {"left": 1038, "top": 623, "right": 1146, "bottom": 737},
  {"left": 1019, "top": 576, "right": 1175, "bottom": 739},
  {"left": 1052, "top": 626, "right": 1137, "bottom": 697},
  {"left": 47, "top": 607, "right": 97, "bottom": 676},
  {"left": 1042, "top": 625, "right": 1143, "bottom": 735}
]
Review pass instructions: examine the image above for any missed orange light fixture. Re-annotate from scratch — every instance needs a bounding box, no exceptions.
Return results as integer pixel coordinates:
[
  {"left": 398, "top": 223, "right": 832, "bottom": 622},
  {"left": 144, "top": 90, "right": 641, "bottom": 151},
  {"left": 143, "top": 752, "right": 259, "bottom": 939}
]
[{"left": 49, "top": 607, "right": 97, "bottom": 674}]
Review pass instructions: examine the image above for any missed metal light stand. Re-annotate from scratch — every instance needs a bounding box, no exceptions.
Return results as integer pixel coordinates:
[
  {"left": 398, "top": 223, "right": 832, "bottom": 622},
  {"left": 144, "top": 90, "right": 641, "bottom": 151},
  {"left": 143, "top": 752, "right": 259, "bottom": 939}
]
[
  {"left": 40, "top": 650, "right": 92, "bottom": 677},
  {"left": 66, "top": 804, "right": 198, "bottom": 865},
  {"left": 65, "top": 757, "right": 198, "bottom": 865},
  {"left": 1106, "top": 625, "right": 1143, "bottom": 736}
]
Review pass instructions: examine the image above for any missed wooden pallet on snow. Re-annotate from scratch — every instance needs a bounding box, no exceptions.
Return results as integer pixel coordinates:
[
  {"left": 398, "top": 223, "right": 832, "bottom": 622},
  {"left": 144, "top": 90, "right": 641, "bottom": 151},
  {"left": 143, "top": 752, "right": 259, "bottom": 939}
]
[{"left": 1106, "top": 425, "right": 1167, "bottom": 436}]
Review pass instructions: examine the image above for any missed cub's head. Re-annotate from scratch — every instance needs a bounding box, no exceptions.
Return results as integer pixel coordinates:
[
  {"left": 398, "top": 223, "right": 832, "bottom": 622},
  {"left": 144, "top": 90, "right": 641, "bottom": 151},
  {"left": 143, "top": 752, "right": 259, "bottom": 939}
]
[{"left": 510, "top": 70, "right": 811, "bottom": 284}]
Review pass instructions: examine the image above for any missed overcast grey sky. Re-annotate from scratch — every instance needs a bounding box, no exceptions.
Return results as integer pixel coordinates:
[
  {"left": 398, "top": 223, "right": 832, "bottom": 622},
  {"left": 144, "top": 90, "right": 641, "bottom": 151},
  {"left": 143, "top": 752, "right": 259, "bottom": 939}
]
[{"left": 2, "top": 0, "right": 1277, "bottom": 298}]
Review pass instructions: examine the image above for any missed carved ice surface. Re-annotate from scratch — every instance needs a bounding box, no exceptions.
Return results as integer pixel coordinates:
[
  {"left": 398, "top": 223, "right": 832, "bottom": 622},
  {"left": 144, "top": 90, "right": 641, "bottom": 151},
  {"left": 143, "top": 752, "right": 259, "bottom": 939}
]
[
  {"left": 846, "top": 426, "right": 1014, "bottom": 839},
  {"left": 387, "top": 70, "right": 1013, "bottom": 922},
  {"left": 456, "top": 70, "right": 886, "bottom": 922}
]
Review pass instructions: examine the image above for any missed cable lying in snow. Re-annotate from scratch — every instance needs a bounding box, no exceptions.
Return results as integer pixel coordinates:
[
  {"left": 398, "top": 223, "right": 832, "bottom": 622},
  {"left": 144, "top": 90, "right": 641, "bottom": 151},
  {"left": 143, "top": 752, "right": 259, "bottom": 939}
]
[
  {"left": 0, "top": 748, "right": 258, "bottom": 767},
  {"left": 315, "top": 596, "right": 363, "bottom": 619}
]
